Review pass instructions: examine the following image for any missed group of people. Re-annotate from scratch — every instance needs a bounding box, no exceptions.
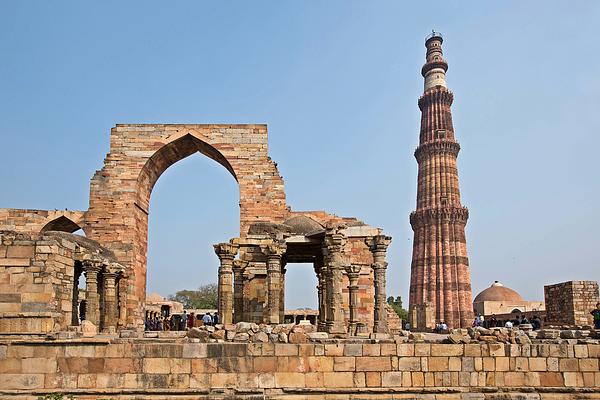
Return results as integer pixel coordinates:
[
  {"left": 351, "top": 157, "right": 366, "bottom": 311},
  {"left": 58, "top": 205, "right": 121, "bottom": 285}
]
[
  {"left": 144, "top": 310, "right": 220, "bottom": 332},
  {"left": 486, "top": 314, "right": 542, "bottom": 330},
  {"left": 434, "top": 321, "right": 449, "bottom": 333}
]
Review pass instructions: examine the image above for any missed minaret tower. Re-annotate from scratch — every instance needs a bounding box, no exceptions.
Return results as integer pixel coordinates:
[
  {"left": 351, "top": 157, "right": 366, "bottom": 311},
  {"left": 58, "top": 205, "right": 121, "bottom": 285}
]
[{"left": 409, "top": 32, "right": 473, "bottom": 328}]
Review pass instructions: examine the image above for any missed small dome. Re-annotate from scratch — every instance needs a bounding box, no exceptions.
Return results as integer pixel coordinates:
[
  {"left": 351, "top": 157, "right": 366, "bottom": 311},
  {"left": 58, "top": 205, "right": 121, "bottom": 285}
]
[
  {"left": 473, "top": 281, "right": 524, "bottom": 303},
  {"left": 283, "top": 215, "right": 324, "bottom": 235}
]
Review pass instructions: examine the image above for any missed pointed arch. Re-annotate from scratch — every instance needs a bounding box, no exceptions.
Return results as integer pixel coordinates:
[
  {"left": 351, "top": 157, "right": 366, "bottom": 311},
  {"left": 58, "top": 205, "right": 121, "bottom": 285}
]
[
  {"left": 41, "top": 215, "right": 83, "bottom": 234},
  {"left": 135, "top": 133, "right": 238, "bottom": 212}
]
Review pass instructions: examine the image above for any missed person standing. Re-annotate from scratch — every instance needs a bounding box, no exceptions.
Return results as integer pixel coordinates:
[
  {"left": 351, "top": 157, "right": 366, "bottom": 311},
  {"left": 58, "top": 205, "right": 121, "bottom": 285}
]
[
  {"left": 187, "top": 312, "right": 195, "bottom": 329},
  {"left": 591, "top": 303, "right": 600, "bottom": 329},
  {"left": 202, "top": 312, "right": 213, "bottom": 326},
  {"left": 181, "top": 311, "right": 188, "bottom": 331}
]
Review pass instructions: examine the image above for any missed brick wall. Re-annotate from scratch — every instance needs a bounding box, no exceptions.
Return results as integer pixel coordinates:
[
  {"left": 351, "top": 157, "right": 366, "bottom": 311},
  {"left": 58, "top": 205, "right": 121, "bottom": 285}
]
[
  {"left": 0, "top": 341, "right": 598, "bottom": 398},
  {"left": 545, "top": 281, "right": 599, "bottom": 326}
]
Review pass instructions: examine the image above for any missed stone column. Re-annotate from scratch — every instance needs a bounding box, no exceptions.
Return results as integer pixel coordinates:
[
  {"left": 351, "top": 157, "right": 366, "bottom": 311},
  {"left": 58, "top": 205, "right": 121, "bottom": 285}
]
[
  {"left": 279, "top": 263, "right": 286, "bottom": 323},
  {"left": 262, "top": 242, "right": 286, "bottom": 324},
  {"left": 117, "top": 274, "right": 127, "bottom": 328},
  {"left": 83, "top": 260, "right": 101, "bottom": 327},
  {"left": 315, "top": 259, "right": 327, "bottom": 331},
  {"left": 214, "top": 242, "right": 239, "bottom": 325},
  {"left": 345, "top": 264, "right": 361, "bottom": 335},
  {"left": 102, "top": 272, "right": 118, "bottom": 332},
  {"left": 366, "top": 235, "right": 392, "bottom": 333},
  {"left": 323, "top": 229, "right": 347, "bottom": 335},
  {"left": 232, "top": 259, "right": 247, "bottom": 323}
]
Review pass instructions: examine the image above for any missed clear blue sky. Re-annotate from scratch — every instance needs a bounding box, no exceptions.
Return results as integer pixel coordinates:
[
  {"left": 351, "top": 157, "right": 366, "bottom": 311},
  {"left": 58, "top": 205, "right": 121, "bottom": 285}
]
[{"left": 1, "top": 2, "right": 599, "bottom": 309}]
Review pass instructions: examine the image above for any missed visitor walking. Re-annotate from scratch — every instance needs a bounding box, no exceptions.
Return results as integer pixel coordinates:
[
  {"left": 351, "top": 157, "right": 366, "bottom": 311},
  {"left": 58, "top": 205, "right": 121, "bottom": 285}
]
[
  {"left": 213, "top": 313, "right": 219, "bottom": 325},
  {"left": 202, "top": 312, "right": 213, "bottom": 326},
  {"left": 489, "top": 315, "right": 498, "bottom": 328},
  {"left": 531, "top": 315, "right": 541, "bottom": 330},
  {"left": 591, "top": 303, "right": 600, "bottom": 329}
]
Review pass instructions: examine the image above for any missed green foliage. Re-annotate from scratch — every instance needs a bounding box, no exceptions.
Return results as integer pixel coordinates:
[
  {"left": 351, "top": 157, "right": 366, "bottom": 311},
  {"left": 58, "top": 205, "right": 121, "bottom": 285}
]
[
  {"left": 387, "top": 295, "right": 408, "bottom": 322},
  {"left": 169, "top": 283, "right": 218, "bottom": 309},
  {"left": 38, "top": 395, "right": 75, "bottom": 400}
]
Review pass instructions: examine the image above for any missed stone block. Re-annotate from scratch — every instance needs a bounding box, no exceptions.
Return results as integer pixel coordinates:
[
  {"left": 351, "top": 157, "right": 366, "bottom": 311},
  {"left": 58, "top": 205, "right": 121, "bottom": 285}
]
[
  {"left": 143, "top": 358, "right": 170, "bottom": 374},
  {"left": 211, "top": 373, "right": 238, "bottom": 387},
  {"left": 356, "top": 356, "right": 391, "bottom": 372},
  {"left": 307, "top": 356, "right": 333, "bottom": 372},
  {"left": 431, "top": 344, "right": 463, "bottom": 356},
  {"left": 334, "top": 356, "right": 355, "bottom": 371},
  {"left": 182, "top": 343, "right": 208, "bottom": 358},
  {"left": 323, "top": 371, "right": 354, "bottom": 387},
  {"left": 324, "top": 343, "right": 344, "bottom": 356},
  {"left": 305, "top": 372, "right": 324, "bottom": 388},
  {"left": 344, "top": 343, "right": 362, "bottom": 356},
  {"left": 275, "top": 344, "right": 298, "bottom": 356},
  {"left": 529, "top": 357, "right": 547, "bottom": 372},
  {"left": 381, "top": 371, "right": 403, "bottom": 387},
  {"left": 397, "top": 356, "right": 421, "bottom": 371},
  {"left": 428, "top": 357, "right": 449, "bottom": 371},
  {"left": 274, "top": 372, "right": 305, "bottom": 388},
  {"left": 254, "top": 356, "right": 277, "bottom": 373},
  {"left": 0, "top": 373, "right": 44, "bottom": 390}
]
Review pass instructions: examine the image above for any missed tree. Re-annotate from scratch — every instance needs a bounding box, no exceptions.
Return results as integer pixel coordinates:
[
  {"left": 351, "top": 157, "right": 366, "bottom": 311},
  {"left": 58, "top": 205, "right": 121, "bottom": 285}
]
[
  {"left": 169, "top": 283, "right": 218, "bottom": 309},
  {"left": 387, "top": 295, "right": 408, "bottom": 322}
]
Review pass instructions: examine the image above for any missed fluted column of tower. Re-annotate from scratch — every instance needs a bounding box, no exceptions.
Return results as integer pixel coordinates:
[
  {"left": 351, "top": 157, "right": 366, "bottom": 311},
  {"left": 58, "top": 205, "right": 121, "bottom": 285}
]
[{"left": 409, "top": 32, "right": 473, "bottom": 329}]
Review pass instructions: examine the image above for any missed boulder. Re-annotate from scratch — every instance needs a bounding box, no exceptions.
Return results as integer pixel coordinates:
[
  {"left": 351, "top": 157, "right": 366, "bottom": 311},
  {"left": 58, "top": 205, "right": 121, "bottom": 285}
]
[
  {"left": 409, "top": 333, "right": 425, "bottom": 342},
  {"left": 235, "top": 322, "right": 253, "bottom": 333},
  {"left": 252, "top": 331, "right": 269, "bottom": 343},
  {"left": 210, "top": 330, "right": 226, "bottom": 340},
  {"left": 478, "top": 335, "right": 498, "bottom": 343},
  {"left": 307, "top": 332, "right": 329, "bottom": 340},
  {"left": 187, "top": 328, "right": 210, "bottom": 341},
  {"left": 289, "top": 332, "right": 309, "bottom": 343},
  {"left": 233, "top": 332, "right": 250, "bottom": 342},
  {"left": 81, "top": 320, "right": 97, "bottom": 338},
  {"left": 278, "top": 332, "right": 288, "bottom": 343},
  {"left": 447, "top": 333, "right": 471, "bottom": 344}
]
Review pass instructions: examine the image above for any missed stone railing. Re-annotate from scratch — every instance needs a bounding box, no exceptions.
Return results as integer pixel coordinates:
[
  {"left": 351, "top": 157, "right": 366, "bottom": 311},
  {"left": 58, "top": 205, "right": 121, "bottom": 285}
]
[{"left": 0, "top": 339, "right": 598, "bottom": 399}]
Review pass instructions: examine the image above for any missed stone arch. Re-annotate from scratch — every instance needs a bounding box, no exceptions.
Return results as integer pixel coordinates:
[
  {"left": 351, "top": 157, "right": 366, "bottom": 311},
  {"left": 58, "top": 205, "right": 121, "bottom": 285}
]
[
  {"left": 41, "top": 215, "right": 84, "bottom": 234},
  {"left": 84, "top": 124, "right": 290, "bottom": 326},
  {"left": 135, "top": 132, "right": 238, "bottom": 213}
]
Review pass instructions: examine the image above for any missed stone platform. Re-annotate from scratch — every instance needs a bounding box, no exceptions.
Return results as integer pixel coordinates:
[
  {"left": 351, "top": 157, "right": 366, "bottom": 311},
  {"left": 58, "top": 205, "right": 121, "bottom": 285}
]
[{"left": 0, "top": 339, "right": 599, "bottom": 399}]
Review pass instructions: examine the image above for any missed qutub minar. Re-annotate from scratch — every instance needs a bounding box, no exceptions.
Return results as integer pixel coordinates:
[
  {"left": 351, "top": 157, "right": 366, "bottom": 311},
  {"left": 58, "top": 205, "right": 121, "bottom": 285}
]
[{"left": 409, "top": 32, "right": 474, "bottom": 329}]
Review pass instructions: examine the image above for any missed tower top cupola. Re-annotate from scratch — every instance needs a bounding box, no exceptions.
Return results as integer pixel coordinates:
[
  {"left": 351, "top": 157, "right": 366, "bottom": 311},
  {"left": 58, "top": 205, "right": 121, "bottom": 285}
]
[{"left": 422, "top": 31, "right": 448, "bottom": 90}]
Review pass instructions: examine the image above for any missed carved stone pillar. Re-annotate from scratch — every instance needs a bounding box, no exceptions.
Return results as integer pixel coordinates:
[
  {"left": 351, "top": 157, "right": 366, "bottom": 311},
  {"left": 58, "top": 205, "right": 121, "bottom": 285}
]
[
  {"left": 83, "top": 261, "right": 101, "bottom": 327},
  {"left": 102, "top": 272, "right": 118, "bottom": 332},
  {"left": 214, "top": 242, "right": 239, "bottom": 325},
  {"left": 279, "top": 264, "right": 286, "bottom": 323},
  {"left": 117, "top": 274, "right": 127, "bottom": 328},
  {"left": 366, "top": 235, "right": 392, "bottom": 333},
  {"left": 323, "top": 229, "right": 347, "bottom": 335},
  {"left": 315, "top": 259, "right": 327, "bottom": 331},
  {"left": 346, "top": 265, "right": 361, "bottom": 335},
  {"left": 262, "top": 242, "right": 286, "bottom": 324},
  {"left": 233, "top": 259, "right": 247, "bottom": 323}
]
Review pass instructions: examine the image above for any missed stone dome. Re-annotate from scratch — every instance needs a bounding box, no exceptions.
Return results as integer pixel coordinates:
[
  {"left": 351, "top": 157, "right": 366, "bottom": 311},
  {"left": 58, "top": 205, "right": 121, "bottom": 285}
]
[
  {"left": 283, "top": 215, "right": 324, "bottom": 236},
  {"left": 473, "top": 281, "right": 524, "bottom": 303}
]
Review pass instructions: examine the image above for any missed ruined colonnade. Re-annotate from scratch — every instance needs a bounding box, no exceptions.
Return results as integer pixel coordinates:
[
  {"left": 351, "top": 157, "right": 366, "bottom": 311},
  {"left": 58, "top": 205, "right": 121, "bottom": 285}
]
[{"left": 214, "top": 229, "right": 392, "bottom": 335}]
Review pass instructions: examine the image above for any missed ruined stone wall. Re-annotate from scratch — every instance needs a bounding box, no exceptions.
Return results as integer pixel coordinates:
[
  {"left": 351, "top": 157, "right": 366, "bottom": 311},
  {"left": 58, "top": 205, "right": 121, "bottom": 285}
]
[
  {"left": 0, "top": 231, "right": 80, "bottom": 334},
  {"left": 84, "top": 124, "right": 290, "bottom": 326},
  {"left": 0, "top": 341, "right": 598, "bottom": 398},
  {"left": 545, "top": 281, "right": 599, "bottom": 326},
  {"left": 0, "top": 209, "right": 86, "bottom": 235}
]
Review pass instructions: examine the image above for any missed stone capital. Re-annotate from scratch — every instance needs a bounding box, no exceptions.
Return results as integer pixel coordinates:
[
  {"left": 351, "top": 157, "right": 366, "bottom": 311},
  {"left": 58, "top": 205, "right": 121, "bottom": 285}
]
[
  {"left": 232, "top": 259, "right": 248, "bottom": 271},
  {"left": 365, "top": 235, "right": 392, "bottom": 253},
  {"left": 372, "top": 261, "right": 388, "bottom": 270},
  {"left": 213, "top": 242, "right": 239, "bottom": 260},
  {"left": 260, "top": 242, "right": 286, "bottom": 257},
  {"left": 345, "top": 264, "right": 362, "bottom": 277}
]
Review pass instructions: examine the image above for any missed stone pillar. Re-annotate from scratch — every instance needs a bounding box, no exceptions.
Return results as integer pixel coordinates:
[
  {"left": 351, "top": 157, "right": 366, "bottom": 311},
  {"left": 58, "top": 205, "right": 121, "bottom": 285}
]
[
  {"left": 102, "top": 272, "right": 118, "bottom": 332},
  {"left": 315, "top": 259, "right": 327, "bottom": 331},
  {"left": 117, "top": 274, "right": 127, "bottom": 328},
  {"left": 323, "top": 229, "right": 347, "bottom": 335},
  {"left": 280, "top": 264, "right": 286, "bottom": 323},
  {"left": 232, "top": 259, "right": 247, "bottom": 323},
  {"left": 366, "top": 235, "right": 392, "bottom": 333},
  {"left": 262, "top": 242, "right": 286, "bottom": 324},
  {"left": 214, "top": 242, "right": 239, "bottom": 325},
  {"left": 83, "top": 261, "right": 101, "bottom": 327},
  {"left": 346, "top": 264, "right": 361, "bottom": 335}
]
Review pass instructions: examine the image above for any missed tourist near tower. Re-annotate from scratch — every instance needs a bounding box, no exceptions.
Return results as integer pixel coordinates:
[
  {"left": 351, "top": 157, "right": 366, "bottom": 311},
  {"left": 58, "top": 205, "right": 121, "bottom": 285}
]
[{"left": 409, "top": 32, "right": 474, "bottom": 329}]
